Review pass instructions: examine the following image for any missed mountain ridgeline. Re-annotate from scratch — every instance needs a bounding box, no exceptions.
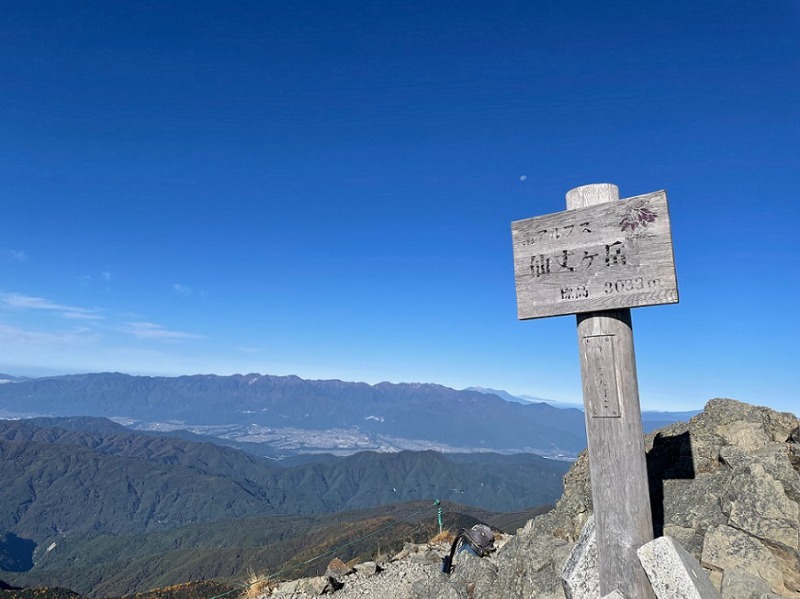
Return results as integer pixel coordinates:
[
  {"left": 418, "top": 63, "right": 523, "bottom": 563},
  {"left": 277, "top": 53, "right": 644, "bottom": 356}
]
[
  {"left": 0, "top": 418, "right": 568, "bottom": 537},
  {"left": 0, "top": 372, "right": 589, "bottom": 456}
]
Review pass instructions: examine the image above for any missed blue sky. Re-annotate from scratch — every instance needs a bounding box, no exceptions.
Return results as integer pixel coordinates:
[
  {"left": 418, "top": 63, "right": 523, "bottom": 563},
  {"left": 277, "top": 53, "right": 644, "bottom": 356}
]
[{"left": 1, "top": 1, "right": 798, "bottom": 413}]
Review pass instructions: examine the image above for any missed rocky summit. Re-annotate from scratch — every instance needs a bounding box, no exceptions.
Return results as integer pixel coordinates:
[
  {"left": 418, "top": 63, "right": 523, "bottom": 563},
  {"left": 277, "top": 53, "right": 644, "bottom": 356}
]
[{"left": 256, "top": 398, "right": 799, "bottom": 599}]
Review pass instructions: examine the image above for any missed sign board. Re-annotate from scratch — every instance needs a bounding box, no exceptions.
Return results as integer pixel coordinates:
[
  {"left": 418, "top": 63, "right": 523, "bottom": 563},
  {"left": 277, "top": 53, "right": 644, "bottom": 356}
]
[{"left": 512, "top": 190, "right": 678, "bottom": 320}]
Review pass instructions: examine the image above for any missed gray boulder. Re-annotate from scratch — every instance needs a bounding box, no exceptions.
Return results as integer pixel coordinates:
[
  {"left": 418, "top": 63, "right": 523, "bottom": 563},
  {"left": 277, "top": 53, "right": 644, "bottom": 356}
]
[{"left": 273, "top": 575, "right": 334, "bottom": 596}]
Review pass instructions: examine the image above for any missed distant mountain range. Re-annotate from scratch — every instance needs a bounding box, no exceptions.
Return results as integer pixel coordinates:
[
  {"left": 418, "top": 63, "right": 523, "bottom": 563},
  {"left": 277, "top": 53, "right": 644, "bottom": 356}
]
[
  {"left": 0, "top": 372, "right": 698, "bottom": 459},
  {"left": 466, "top": 385, "right": 699, "bottom": 433},
  {"left": 466, "top": 387, "right": 552, "bottom": 405}
]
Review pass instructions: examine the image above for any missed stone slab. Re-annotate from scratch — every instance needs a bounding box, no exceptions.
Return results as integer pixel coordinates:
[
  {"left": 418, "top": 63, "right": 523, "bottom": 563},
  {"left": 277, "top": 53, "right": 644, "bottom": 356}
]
[
  {"left": 638, "top": 536, "right": 721, "bottom": 599},
  {"left": 562, "top": 515, "right": 599, "bottom": 599}
]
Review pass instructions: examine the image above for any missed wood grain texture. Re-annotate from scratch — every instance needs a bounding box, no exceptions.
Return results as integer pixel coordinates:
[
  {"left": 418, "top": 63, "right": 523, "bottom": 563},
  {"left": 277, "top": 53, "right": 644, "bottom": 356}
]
[
  {"left": 577, "top": 310, "right": 655, "bottom": 598},
  {"left": 569, "top": 184, "right": 656, "bottom": 599},
  {"left": 512, "top": 188, "right": 678, "bottom": 320}
]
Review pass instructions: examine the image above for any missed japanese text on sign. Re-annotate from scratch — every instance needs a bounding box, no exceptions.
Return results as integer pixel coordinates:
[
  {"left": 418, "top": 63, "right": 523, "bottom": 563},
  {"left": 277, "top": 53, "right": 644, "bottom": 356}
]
[{"left": 511, "top": 190, "right": 678, "bottom": 319}]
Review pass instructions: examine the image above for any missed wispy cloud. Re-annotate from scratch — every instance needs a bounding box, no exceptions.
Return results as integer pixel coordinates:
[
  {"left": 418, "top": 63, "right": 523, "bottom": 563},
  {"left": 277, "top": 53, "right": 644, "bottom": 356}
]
[
  {"left": 0, "top": 292, "right": 104, "bottom": 320},
  {"left": 0, "top": 323, "right": 98, "bottom": 345},
  {"left": 2, "top": 249, "right": 27, "bottom": 262},
  {"left": 173, "top": 283, "right": 207, "bottom": 300},
  {"left": 121, "top": 321, "right": 202, "bottom": 341},
  {"left": 235, "top": 346, "right": 263, "bottom": 354},
  {"left": 78, "top": 271, "right": 113, "bottom": 284}
]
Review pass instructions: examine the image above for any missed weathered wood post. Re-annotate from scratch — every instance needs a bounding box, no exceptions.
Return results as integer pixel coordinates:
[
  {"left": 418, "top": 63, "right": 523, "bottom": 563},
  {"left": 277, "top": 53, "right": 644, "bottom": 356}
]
[
  {"left": 511, "top": 183, "right": 678, "bottom": 598},
  {"left": 567, "top": 184, "right": 656, "bottom": 598}
]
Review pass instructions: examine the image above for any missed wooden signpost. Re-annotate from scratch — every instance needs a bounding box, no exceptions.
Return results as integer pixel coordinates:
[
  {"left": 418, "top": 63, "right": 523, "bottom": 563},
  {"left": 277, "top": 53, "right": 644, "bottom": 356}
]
[
  {"left": 512, "top": 183, "right": 679, "bottom": 599},
  {"left": 512, "top": 185, "right": 677, "bottom": 319}
]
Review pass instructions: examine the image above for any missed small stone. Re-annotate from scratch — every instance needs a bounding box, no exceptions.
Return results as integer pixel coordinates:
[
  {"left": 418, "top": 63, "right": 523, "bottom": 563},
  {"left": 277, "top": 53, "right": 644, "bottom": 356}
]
[
  {"left": 354, "top": 561, "right": 379, "bottom": 578},
  {"left": 271, "top": 575, "right": 334, "bottom": 596},
  {"left": 297, "top": 575, "right": 334, "bottom": 596},
  {"left": 326, "top": 557, "right": 353, "bottom": 580}
]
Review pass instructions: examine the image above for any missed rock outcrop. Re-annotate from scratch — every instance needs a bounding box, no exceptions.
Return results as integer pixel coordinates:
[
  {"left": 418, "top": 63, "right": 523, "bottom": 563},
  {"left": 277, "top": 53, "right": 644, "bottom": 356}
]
[
  {"left": 253, "top": 399, "right": 800, "bottom": 599},
  {"left": 414, "top": 398, "right": 799, "bottom": 599}
]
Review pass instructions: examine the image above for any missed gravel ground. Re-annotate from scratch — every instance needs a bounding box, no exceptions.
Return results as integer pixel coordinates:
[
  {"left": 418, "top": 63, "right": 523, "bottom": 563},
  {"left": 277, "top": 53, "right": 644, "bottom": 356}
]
[
  {"left": 329, "top": 559, "right": 436, "bottom": 599},
  {"left": 266, "top": 543, "right": 447, "bottom": 599}
]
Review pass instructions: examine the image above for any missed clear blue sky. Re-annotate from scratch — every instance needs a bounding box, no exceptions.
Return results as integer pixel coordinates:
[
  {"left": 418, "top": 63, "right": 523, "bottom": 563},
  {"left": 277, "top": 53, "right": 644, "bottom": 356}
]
[{"left": 1, "top": 1, "right": 798, "bottom": 414}]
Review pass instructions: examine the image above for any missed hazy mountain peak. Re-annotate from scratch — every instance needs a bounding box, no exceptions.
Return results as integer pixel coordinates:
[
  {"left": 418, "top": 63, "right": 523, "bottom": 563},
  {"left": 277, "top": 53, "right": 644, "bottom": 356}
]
[{"left": 466, "top": 386, "right": 550, "bottom": 405}]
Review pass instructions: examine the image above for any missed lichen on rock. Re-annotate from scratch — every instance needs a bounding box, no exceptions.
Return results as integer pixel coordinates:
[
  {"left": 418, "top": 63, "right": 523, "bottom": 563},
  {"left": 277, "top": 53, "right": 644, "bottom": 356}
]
[{"left": 411, "top": 399, "right": 800, "bottom": 599}]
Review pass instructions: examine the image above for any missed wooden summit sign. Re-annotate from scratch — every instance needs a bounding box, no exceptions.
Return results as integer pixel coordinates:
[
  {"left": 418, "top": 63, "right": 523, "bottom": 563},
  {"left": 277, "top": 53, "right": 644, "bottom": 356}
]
[
  {"left": 511, "top": 184, "right": 680, "bottom": 599},
  {"left": 512, "top": 189, "right": 678, "bottom": 320}
]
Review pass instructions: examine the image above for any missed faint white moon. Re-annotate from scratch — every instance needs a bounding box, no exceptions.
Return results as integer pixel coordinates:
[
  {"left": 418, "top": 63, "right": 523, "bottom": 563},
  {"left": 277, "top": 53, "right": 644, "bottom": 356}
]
[{"left": 520, "top": 175, "right": 527, "bottom": 181}]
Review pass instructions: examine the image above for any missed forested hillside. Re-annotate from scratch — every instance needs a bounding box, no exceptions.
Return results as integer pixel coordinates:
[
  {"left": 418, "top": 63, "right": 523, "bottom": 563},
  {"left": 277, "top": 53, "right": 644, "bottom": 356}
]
[{"left": 0, "top": 418, "right": 568, "bottom": 596}]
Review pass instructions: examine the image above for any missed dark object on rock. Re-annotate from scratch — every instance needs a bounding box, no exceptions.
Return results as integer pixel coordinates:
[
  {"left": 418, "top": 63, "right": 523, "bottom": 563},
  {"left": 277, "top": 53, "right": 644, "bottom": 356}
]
[{"left": 442, "top": 524, "right": 495, "bottom": 574}]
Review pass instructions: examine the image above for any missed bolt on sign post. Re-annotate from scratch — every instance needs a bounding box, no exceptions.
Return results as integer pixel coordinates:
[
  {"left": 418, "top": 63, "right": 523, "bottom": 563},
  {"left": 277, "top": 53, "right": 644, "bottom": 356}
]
[{"left": 511, "top": 184, "right": 678, "bottom": 598}]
